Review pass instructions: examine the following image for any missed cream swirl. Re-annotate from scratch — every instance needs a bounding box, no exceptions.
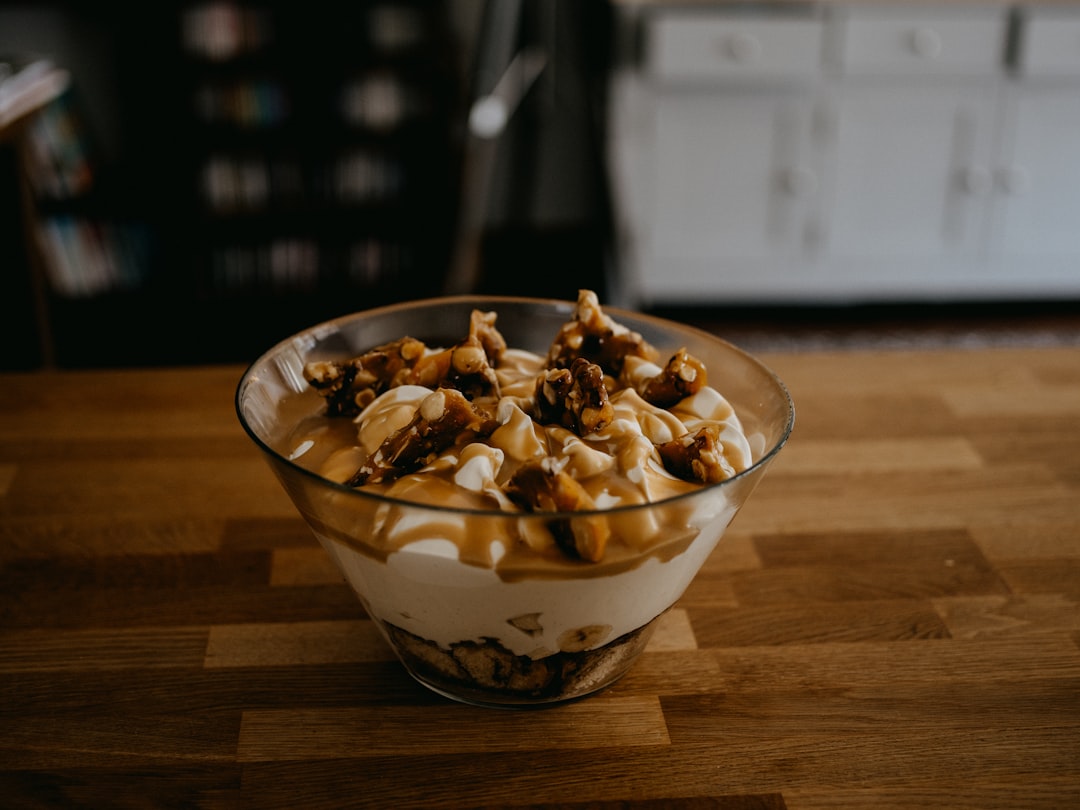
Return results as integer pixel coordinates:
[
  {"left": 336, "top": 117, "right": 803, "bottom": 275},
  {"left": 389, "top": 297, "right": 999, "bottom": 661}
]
[{"left": 306, "top": 346, "right": 752, "bottom": 513}]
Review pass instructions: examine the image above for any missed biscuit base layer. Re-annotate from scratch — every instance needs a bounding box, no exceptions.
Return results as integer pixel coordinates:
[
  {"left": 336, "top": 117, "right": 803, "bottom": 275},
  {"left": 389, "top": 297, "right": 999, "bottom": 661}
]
[{"left": 383, "top": 614, "right": 664, "bottom": 707}]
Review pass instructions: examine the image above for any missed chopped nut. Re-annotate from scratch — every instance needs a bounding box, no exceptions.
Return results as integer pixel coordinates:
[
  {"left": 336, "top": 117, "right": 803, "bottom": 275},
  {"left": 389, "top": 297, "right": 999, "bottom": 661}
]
[
  {"left": 469, "top": 309, "right": 507, "bottom": 364},
  {"left": 348, "top": 388, "right": 496, "bottom": 485},
  {"left": 636, "top": 348, "right": 708, "bottom": 408},
  {"left": 409, "top": 334, "right": 502, "bottom": 402},
  {"left": 533, "top": 357, "right": 614, "bottom": 436},
  {"left": 304, "top": 337, "right": 426, "bottom": 417},
  {"left": 657, "top": 425, "right": 736, "bottom": 484},
  {"left": 505, "top": 458, "right": 610, "bottom": 561},
  {"left": 306, "top": 309, "right": 507, "bottom": 417},
  {"left": 546, "top": 289, "right": 659, "bottom": 376}
]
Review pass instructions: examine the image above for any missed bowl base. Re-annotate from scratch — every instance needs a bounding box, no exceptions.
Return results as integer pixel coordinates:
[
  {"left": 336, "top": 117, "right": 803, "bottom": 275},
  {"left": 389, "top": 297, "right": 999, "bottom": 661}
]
[
  {"left": 408, "top": 670, "right": 626, "bottom": 710},
  {"left": 382, "top": 615, "right": 663, "bottom": 709}
]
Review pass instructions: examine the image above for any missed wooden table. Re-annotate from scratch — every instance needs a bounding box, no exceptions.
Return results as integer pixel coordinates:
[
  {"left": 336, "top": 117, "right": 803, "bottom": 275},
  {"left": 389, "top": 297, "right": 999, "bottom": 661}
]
[{"left": 2, "top": 346, "right": 1079, "bottom": 808}]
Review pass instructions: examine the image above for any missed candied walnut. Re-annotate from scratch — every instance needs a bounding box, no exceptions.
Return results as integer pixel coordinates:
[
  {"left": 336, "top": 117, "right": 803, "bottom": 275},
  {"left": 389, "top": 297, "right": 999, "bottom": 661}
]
[
  {"left": 534, "top": 357, "right": 614, "bottom": 436},
  {"left": 657, "top": 425, "right": 736, "bottom": 485},
  {"left": 636, "top": 348, "right": 708, "bottom": 408},
  {"left": 547, "top": 289, "right": 659, "bottom": 376},
  {"left": 347, "top": 388, "right": 496, "bottom": 486},
  {"left": 469, "top": 309, "right": 507, "bottom": 364},
  {"left": 406, "top": 308, "right": 505, "bottom": 400},
  {"left": 306, "top": 309, "right": 507, "bottom": 415},
  {"left": 409, "top": 334, "right": 501, "bottom": 402},
  {"left": 304, "top": 337, "right": 426, "bottom": 417},
  {"left": 505, "top": 457, "right": 610, "bottom": 562}
]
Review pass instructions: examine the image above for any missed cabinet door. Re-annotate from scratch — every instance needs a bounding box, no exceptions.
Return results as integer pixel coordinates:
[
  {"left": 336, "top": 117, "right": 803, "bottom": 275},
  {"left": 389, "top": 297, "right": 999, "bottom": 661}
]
[
  {"left": 652, "top": 89, "right": 819, "bottom": 263},
  {"left": 992, "top": 86, "right": 1080, "bottom": 259},
  {"left": 822, "top": 83, "right": 998, "bottom": 262}
]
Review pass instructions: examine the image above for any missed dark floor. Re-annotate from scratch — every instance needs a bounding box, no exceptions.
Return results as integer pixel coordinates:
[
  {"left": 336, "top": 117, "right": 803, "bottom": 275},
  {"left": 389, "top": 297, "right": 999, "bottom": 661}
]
[
  {"left": 652, "top": 300, "right": 1080, "bottom": 353},
  {"left": 479, "top": 226, "right": 1080, "bottom": 354}
]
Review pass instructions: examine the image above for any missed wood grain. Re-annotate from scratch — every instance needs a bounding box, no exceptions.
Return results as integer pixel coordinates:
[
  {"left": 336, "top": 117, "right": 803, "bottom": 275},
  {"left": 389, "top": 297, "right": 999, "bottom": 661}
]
[{"left": 1, "top": 348, "right": 1078, "bottom": 808}]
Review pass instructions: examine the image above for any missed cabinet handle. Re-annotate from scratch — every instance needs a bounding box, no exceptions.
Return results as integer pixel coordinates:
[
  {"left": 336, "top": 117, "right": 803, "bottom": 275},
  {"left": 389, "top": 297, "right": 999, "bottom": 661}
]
[
  {"left": 909, "top": 27, "right": 943, "bottom": 59},
  {"left": 781, "top": 167, "right": 818, "bottom": 198},
  {"left": 718, "top": 32, "right": 761, "bottom": 63},
  {"left": 997, "top": 166, "right": 1031, "bottom": 195},
  {"left": 959, "top": 166, "right": 991, "bottom": 195}
]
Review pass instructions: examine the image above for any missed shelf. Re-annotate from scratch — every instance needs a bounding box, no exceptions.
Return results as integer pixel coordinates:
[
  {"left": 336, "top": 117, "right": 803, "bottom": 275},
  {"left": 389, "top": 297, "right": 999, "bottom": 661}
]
[{"left": 10, "top": 2, "right": 465, "bottom": 368}]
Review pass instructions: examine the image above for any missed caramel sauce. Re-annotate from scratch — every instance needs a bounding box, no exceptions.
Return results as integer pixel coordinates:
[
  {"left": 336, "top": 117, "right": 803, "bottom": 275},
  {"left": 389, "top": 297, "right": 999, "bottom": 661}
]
[{"left": 270, "top": 345, "right": 748, "bottom": 578}]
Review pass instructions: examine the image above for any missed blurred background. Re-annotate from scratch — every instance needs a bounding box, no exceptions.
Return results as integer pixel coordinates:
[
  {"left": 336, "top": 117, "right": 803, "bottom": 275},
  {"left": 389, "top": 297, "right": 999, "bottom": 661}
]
[{"left": 2, "top": 0, "right": 1079, "bottom": 370}]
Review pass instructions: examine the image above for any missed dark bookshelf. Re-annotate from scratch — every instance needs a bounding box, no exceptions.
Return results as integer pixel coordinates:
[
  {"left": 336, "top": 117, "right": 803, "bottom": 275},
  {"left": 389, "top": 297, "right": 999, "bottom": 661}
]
[{"left": 7, "top": 2, "right": 464, "bottom": 369}]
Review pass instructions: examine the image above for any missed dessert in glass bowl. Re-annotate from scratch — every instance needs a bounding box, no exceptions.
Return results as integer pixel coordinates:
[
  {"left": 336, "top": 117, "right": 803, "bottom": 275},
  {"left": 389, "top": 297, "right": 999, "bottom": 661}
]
[{"left": 236, "top": 291, "right": 794, "bottom": 707}]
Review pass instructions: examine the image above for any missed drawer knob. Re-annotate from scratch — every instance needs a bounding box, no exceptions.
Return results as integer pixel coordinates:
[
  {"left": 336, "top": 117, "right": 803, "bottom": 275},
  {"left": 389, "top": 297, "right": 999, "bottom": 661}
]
[
  {"left": 909, "top": 27, "right": 943, "bottom": 59},
  {"left": 718, "top": 32, "right": 762, "bottom": 63}
]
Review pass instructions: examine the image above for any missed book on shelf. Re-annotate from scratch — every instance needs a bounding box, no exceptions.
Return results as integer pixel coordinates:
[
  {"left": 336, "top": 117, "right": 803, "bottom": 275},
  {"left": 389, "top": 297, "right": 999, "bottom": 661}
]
[
  {"left": 0, "top": 57, "right": 69, "bottom": 134},
  {"left": 36, "top": 216, "right": 150, "bottom": 298},
  {"left": 23, "top": 87, "right": 94, "bottom": 200},
  {"left": 8, "top": 61, "right": 155, "bottom": 300},
  {"left": 205, "top": 235, "right": 410, "bottom": 295}
]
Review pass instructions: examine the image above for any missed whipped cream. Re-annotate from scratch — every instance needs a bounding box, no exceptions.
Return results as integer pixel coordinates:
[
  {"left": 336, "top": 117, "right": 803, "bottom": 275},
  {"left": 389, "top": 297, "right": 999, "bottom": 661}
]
[{"left": 284, "top": 342, "right": 751, "bottom": 570}]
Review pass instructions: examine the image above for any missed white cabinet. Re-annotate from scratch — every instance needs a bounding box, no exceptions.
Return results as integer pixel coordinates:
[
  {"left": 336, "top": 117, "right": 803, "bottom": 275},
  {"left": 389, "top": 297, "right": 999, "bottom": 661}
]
[
  {"left": 653, "top": 90, "right": 820, "bottom": 264},
  {"left": 987, "top": 8, "right": 1080, "bottom": 291},
  {"left": 608, "top": 3, "right": 1080, "bottom": 306},
  {"left": 611, "top": 9, "right": 830, "bottom": 300},
  {"left": 822, "top": 83, "right": 998, "bottom": 264},
  {"left": 823, "top": 6, "right": 1005, "bottom": 280},
  {"left": 992, "top": 86, "right": 1080, "bottom": 260}
]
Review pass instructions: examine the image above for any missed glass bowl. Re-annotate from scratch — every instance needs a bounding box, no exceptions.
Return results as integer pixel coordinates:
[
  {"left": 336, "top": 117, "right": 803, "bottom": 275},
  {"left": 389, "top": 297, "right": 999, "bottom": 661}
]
[{"left": 235, "top": 295, "right": 794, "bottom": 708}]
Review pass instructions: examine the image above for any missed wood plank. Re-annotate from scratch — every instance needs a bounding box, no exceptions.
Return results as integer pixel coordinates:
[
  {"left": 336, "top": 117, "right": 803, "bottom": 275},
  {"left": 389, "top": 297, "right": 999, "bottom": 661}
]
[
  {"left": 934, "top": 594, "right": 1080, "bottom": 639},
  {"left": 236, "top": 697, "right": 671, "bottom": 761},
  {"left": 203, "top": 620, "right": 394, "bottom": 668},
  {"left": 269, "top": 546, "right": 343, "bottom": 586},
  {"left": 786, "top": 780, "right": 1080, "bottom": 810},
  {"left": 689, "top": 600, "right": 951, "bottom": 647},
  {"left": 0, "top": 765, "right": 242, "bottom": 810},
  {"left": 777, "top": 437, "right": 984, "bottom": 474},
  {"left": 0, "top": 583, "right": 366, "bottom": 629},
  {"left": 735, "top": 466, "right": 1077, "bottom": 534},
  {"left": 0, "top": 517, "right": 226, "bottom": 560},
  {"left": 0, "top": 626, "right": 209, "bottom": 672},
  {"left": 2, "top": 457, "right": 290, "bottom": 521}
]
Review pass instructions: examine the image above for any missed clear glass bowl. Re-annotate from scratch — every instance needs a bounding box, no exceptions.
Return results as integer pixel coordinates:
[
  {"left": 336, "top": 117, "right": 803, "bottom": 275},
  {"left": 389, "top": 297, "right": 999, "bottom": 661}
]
[{"left": 235, "top": 295, "right": 794, "bottom": 707}]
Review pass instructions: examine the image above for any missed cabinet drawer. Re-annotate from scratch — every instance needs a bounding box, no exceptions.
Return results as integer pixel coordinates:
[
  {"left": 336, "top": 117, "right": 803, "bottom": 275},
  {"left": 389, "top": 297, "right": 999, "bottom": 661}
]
[
  {"left": 1018, "top": 11, "right": 1080, "bottom": 76},
  {"left": 836, "top": 9, "right": 1006, "bottom": 76},
  {"left": 646, "top": 14, "right": 825, "bottom": 81}
]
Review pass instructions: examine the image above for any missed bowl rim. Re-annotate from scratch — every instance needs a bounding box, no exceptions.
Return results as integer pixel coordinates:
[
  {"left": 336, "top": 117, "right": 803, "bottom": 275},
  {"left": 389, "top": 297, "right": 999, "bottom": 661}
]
[{"left": 235, "top": 293, "right": 795, "bottom": 519}]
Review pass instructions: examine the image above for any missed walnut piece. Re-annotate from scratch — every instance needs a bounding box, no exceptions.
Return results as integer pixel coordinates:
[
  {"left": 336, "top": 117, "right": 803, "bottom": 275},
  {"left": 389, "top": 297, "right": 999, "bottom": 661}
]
[
  {"left": 637, "top": 348, "right": 708, "bottom": 408},
  {"left": 505, "top": 457, "right": 610, "bottom": 562},
  {"left": 546, "top": 289, "right": 659, "bottom": 376},
  {"left": 469, "top": 309, "right": 507, "bottom": 365},
  {"left": 304, "top": 337, "right": 426, "bottom": 417},
  {"left": 305, "top": 309, "right": 507, "bottom": 416},
  {"left": 534, "top": 357, "right": 614, "bottom": 436},
  {"left": 347, "top": 388, "right": 496, "bottom": 486},
  {"left": 657, "top": 425, "right": 736, "bottom": 485},
  {"left": 410, "top": 334, "right": 501, "bottom": 402}
]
